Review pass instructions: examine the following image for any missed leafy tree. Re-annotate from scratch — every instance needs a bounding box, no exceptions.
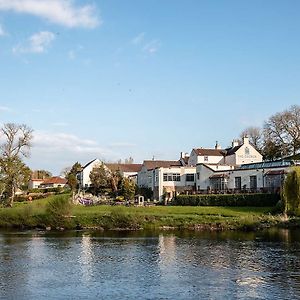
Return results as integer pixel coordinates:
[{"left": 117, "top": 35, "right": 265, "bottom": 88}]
[
  {"left": 89, "top": 163, "right": 109, "bottom": 193},
  {"left": 110, "top": 170, "right": 123, "bottom": 196},
  {"left": 121, "top": 177, "right": 136, "bottom": 200},
  {"left": 136, "top": 186, "right": 153, "bottom": 200},
  {"left": 65, "top": 162, "right": 82, "bottom": 192},
  {"left": 0, "top": 157, "right": 31, "bottom": 205},
  {"left": 283, "top": 167, "right": 300, "bottom": 216},
  {"left": 0, "top": 123, "right": 33, "bottom": 206}
]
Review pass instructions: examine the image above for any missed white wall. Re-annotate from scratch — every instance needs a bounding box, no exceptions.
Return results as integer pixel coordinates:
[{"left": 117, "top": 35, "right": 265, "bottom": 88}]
[
  {"left": 154, "top": 166, "right": 196, "bottom": 200},
  {"left": 196, "top": 164, "right": 233, "bottom": 190},
  {"left": 81, "top": 159, "right": 102, "bottom": 188}
]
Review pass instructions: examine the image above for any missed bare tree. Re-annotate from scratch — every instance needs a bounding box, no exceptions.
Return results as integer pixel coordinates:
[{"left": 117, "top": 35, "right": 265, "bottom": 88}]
[
  {"left": 1, "top": 123, "right": 33, "bottom": 159},
  {"left": 0, "top": 123, "right": 33, "bottom": 206},
  {"left": 264, "top": 105, "right": 300, "bottom": 157},
  {"left": 240, "top": 126, "right": 263, "bottom": 150}
]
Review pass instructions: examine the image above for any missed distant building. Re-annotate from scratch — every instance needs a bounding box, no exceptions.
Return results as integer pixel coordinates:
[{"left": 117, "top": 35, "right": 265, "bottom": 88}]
[
  {"left": 77, "top": 159, "right": 142, "bottom": 189},
  {"left": 28, "top": 177, "right": 67, "bottom": 189}
]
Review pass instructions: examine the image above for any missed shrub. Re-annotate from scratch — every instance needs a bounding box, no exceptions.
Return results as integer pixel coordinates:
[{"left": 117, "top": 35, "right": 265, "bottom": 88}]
[
  {"left": 283, "top": 167, "right": 300, "bottom": 216},
  {"left": 172, "top": 193, "right": 280, "bottom": 207},
  {"left": 45, "top": 195, "right": 73, "bottom": 228}
]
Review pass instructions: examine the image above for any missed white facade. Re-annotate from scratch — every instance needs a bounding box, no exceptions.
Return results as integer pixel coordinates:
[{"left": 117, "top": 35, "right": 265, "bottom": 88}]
[
  {"left": 78, "top": 158, "right": 102, "bottom": 188},
  {"left": 222, "top": 137, "right": 263, "bottom": 165},
  {"left": 188, "top": 149, "right": 223, "bottom": 166},
  {"left": 28, "top": 179, "right": 44, "bottom": 189},
  {"left": 189, "top": 137, "right": 263, "bottom": 167},
  {"left": 153, "top": 166, "right": 197, "bottom": 201},
  {"left": 196, "top": 160, "right": 294, "bottom": 192}
]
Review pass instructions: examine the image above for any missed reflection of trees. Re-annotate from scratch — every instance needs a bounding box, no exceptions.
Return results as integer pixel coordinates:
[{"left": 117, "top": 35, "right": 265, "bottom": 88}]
[{"left": 0, "top": 234, "right": 30, "bottom": 299}]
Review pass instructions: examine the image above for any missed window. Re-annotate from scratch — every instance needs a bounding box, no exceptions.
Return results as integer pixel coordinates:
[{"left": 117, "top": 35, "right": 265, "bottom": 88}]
[
  {"left": 173, "top": 173, "right": 181, "bottom": 181},
  {"left": 235, "top": 177, "right": 241, "bottom": 189},
  {"left": 163, "top": 173, "right": 180, "bottom": 182},
  {"left": 186, "top": 174, "right": 195, "bottom": 182},
  {"left": 204, "top": 156, "right": 208, "bottom": 161},
  {"left": 197, "top": 173, "right": 200, "bottom": 180},
  {"left": 250, "top": 176, "right": 257, "bottom": 190},
  {"left": 245, "top": 147, "right": 250, "bottom": 155}
]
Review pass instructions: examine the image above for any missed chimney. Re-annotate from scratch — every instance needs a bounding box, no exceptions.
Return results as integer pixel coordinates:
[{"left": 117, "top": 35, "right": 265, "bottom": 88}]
[
  {"left": 180, "top": 152, "right": 185, "bottom": 159},
  {"left": 215, "top": 141, "right": 221, "bottom": 150},
  {"left": 242, "top": 136, "right": 249, "bottom": 145},
  {"left": 232, "top": 139, "right": 239, "bottom": 147}
]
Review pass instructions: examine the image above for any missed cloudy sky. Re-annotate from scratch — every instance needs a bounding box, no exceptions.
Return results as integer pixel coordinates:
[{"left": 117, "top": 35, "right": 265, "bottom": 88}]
[{"left": 0, "top": 0, "right": 299, "bottom": 174}]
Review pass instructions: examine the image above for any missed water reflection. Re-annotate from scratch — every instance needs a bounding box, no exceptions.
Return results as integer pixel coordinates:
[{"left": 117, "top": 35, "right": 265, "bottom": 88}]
[{"left": 1, "top": 229, "right": 300, "bottom": 299}]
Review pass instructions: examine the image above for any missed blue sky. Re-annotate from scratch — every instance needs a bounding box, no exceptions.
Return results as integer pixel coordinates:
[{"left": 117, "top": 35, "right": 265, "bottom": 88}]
[{"left": 0, "top": 0, "right": 299, "bottom": 174}]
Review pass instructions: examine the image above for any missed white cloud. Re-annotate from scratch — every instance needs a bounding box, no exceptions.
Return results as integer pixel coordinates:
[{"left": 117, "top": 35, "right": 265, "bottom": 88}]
[
  {"left": 26, "top": 131, "right": 118, "bottom": 174},
  {"left": 13, "top": 31, "right": 55, "bottom": 54},
  {"left": 143, "top": 39, "right": 160, "bottom": 54},
  {"left": 0, "top": 0, "right": 99, "bottom": 28},
  {"left": 0, "top": 24, "right": 6, "bottom": 36},
  {"left": 0, "top": 105, "right": 11, "bottom": 111},
  {"left": 131, "top": 32, "right": 145, "bottom": 45}
]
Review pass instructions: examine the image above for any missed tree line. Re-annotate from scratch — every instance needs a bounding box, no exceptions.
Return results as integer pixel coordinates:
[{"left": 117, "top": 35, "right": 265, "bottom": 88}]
[{"left": 240, "top": 105, "right": 300, "bottom": 160}]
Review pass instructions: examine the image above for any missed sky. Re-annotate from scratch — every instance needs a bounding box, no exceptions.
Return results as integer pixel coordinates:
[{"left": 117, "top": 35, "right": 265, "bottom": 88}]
[{"left": 0, "top": 0, "right": 299, "bottom": 175}]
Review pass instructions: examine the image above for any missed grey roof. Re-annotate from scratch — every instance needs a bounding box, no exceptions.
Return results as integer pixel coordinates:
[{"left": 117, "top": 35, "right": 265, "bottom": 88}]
[{"left": 237, "top": 160, "right": 293, "bottom": 170}]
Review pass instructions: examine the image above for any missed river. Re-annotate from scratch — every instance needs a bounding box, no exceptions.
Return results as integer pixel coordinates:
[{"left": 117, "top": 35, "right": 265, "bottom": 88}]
[{"left": 1, "top": 229, "right": 300, "bottom": 299}]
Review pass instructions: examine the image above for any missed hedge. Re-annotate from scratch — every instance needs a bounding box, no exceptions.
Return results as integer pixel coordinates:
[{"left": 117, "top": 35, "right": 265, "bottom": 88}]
[{"left": 172, "top": 193, "right": 280, "bottom": 207}]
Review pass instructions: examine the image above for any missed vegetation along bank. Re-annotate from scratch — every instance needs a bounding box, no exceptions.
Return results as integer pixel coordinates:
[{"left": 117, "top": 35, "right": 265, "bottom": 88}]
[{"left": 1, "top": 193, "right": 300, "bottom": 232}]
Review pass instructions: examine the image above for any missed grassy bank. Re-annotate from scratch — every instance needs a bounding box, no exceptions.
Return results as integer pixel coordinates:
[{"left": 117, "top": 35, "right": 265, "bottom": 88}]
[{"left": 0, "top": 194, "right": 298, "bottom": 231}]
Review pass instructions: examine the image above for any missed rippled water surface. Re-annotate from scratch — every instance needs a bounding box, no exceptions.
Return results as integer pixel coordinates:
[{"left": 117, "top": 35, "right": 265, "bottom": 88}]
[{"left": 1, "top": 229, "right": 300, "bottom": 299}]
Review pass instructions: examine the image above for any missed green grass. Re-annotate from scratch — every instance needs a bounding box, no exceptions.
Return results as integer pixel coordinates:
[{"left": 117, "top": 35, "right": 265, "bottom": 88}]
[{"left": 0, "top": 194, "right": 295, "bottom": 231}]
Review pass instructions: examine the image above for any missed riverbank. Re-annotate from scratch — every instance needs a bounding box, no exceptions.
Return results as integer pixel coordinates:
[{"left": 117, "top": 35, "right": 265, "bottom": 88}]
[{"left": 0, "top": 194, "right": 298, "bottom": 231}]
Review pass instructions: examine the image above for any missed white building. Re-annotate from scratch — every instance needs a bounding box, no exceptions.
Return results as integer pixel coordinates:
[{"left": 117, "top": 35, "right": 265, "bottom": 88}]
[
  {"left": 77, "top": 159, "right": 102, "bottom": 189},
  {"left": 196, "top": 160, "right": 295, "bottom": 193},
  {"left": 78, "top": 159, "right": 142, "bottom": 189},
  {"left": 189, "top": 137, "right": 263, "bottom": 167},
  {"left": 137, "top": 159, "right": 197, "bottom": 201},
  {"left": 153, "top": 166, "right": 196, "bottom": 201}
]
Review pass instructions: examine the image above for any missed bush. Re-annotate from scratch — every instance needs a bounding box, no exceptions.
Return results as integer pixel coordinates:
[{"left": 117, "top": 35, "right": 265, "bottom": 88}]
[
  {"left": 172, "top": 193, "right": 280, "bottom": 207},
  {"left": 45, "top": 195, "right": 73, "bottom": 228},
  {"left": 283, "top": 167, "right": 300, "bottom": 215}
]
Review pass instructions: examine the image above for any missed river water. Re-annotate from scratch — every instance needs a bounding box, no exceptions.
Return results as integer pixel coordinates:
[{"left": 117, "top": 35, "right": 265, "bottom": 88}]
[{"left": 1, "top": 229, "right": 300, "bottom": 299}]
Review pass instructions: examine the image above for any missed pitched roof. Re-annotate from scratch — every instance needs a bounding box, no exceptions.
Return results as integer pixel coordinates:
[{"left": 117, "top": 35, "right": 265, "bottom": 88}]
[
  {"left": 41, "top": 177, "right": 67, "bottom": 185},
  {"left": 143, "top": 160, "right": 182, "bottom": 170},
  {"left": 224, "top": 145, "right": 243, "bottom": 156},
  {"left": 82, "top": 158, "right": 100, "bottom": 169},
  {"left": 105, "top": 163, "right": 142, "bottom": 173},
  {"left": 193, "top": 148, "right": 225, "bottom": 156}
]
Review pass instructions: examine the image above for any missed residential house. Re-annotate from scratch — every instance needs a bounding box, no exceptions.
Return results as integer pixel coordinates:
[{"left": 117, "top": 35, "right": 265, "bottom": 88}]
[
  {"left": 137, "top": 159, "right": 197, "bottom": 201},
  {"left": 189, "top": 137, "right": 263, "bottom": 167},
  {"left": 77, "top": 159, "right": 142, "bottom": 189},
  {"left": 39, "top": 176, "right": 68, "bottom": 189},
  {"left": 28, "top": 178, "right": 45, "bottom": 189}
]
